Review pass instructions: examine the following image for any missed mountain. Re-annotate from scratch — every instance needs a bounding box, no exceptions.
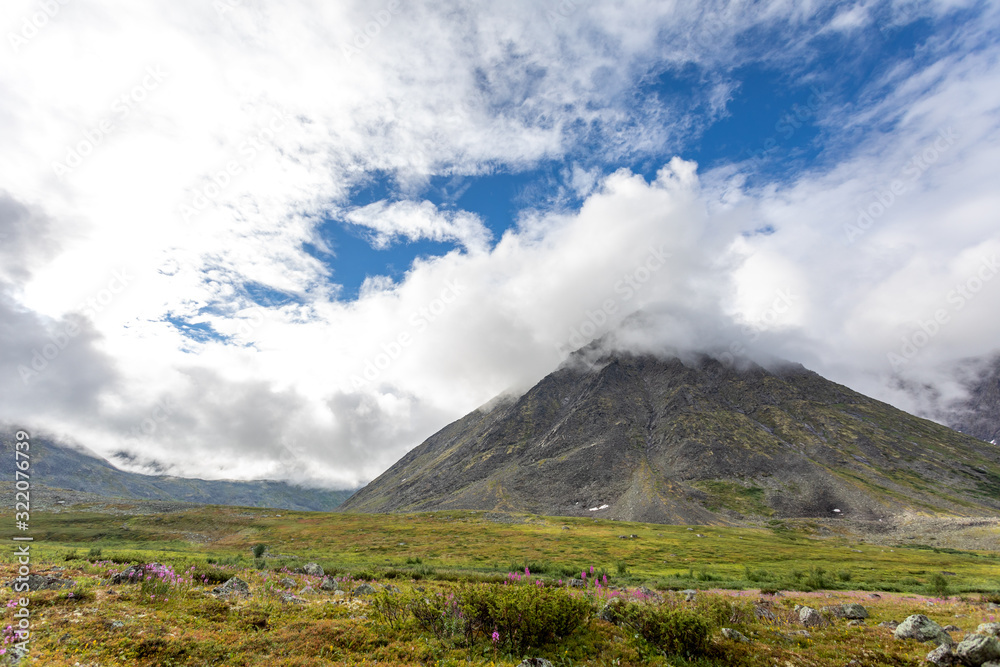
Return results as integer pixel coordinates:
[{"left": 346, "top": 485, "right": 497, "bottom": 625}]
[
  {"left": 941, "top": 354, "right": 1000, "bottom": 445},
  {"left": 0, "top": 431, "right": 356, "bottom": 511},
  {"left": 340, "top": 351, "right": 1000, "bottom": 523}
]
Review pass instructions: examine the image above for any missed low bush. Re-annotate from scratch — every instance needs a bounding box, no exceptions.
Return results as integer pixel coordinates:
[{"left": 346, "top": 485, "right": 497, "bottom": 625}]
[{"left": 617, "top": 601, "right": 712, "bottom": 658}]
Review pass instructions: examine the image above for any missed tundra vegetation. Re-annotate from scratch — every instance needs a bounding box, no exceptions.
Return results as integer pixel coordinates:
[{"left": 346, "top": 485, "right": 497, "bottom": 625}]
[{"left": 2, "top": 505, "right": 999, "bottom": 666}]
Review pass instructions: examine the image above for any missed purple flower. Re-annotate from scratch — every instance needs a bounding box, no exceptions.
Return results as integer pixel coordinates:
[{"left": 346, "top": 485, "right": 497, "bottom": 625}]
[{"left": 491, "top": 630, "right": 499, "bottom": 644}]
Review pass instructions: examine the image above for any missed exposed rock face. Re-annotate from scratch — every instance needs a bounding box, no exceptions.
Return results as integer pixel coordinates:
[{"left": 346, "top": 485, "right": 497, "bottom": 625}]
[
  {"left": 894, "top": 615, "right": 954, "bottom": 646},
  {"left": 341, "top": 352, "right": 1000, "bottom": 523},
  {"left": 956, "top": 634, "right": 1000, "bottom": 666},
  {"left": 927, "top": 643, "right": 958, "bottom": 666},
  {"left": 979, "top": 623, "right": 1000, "bottom": 637}
]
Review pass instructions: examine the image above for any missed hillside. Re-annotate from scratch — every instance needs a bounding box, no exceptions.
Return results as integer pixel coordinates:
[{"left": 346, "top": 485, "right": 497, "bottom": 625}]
[
  {"left": 341, "top": 351, "right": 1000, "bottom": 523},
  {"left": 0, "top": 431, "right": 355, "bottom": 511}
]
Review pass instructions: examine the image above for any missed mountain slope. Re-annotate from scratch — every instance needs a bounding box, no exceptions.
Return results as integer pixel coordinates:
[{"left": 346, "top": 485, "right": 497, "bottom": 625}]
[
  {"left": 0, "top": 431, "right": 355, "bottom": 511},
  {"left": 943, "top": 354, "right": 1000, "bottom": 444},
  {"left": 340, "top": 352, "right": 1000, "bottom": 523}
]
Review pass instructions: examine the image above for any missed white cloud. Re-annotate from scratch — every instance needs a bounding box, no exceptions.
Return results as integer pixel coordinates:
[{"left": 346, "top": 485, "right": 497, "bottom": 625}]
[{"left": 342, "top": 200, "right": 491, "bottom": 253}]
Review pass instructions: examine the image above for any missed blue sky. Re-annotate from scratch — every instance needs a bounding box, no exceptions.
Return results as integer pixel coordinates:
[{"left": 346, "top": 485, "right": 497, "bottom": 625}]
[{"left": 2, "top": 0, "right": 999, "bottom": 486}]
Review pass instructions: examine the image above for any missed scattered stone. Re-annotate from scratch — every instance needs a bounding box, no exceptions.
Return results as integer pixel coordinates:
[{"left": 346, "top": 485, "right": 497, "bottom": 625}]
[
  {"left": 979, "top": 623, "right": 1000, "bottom": 637},
  {"left": 354, "top": 583, "right": 377, "bottom": 596},
  {"left": 561, "top": 525, "right": 570, "bottom": 530},
  {"left": 879, "top": 621, "right": 900, "bottom": 630},
  {"left": 109, "top": 563, "right": 158, "bottom": 585},
  {"left": 568, "top": 578, "right": 585, "bottom": 588},
  {"left": 299, "top": 562, "right": 324, "bottom": 577},
  {"left": 299, "top": 586, "right": 315, "bottom": 595},
  {"left": 103, "top": 620, "right": 125, "bottom": 630},
  {"left": 794, "top": 605, "right": 829, "bottom": 628},
  {"left": 956, "top": 634, "right": 1000, "bottom": 665},
  {"left": 635, "top": 586, "right": 657, "bottom": 599},
  {"left": 753, "top": 602, "right": 776, "bottom": 622},
  {"left": 823, "top": 603, "right": 869, "bottom": 620},
  {"left": 332, "top": 590, "right": 346, "bottom": 598},
  {"left": 7, "top": 574, "right": 76, "bottom": 591},
  {"left": 847, "top": 620, "right": 865, "bottom": 627},
  {"left": 278, "top": 577, "right": 296, "bottom": 589},
  {"left": 279, "top": 591, "right": 306, "bottom": 605},
  {"left": 925, "top": 644, "right": 958, "bottom": 667},
  {"left": 516, "top": 659, "right": 554, "bottom": 667},
  {"left": 212, "top": 577, "right": 251, "bottom": 600},
  {"left": 319, "top": 576, "right": 340, "bottom": 592},
  {"left": 943, "top": 625, "right": 961, "bottom": 632},
  {"left": 869, "top": 593, "right": 882, "bottom": 599},
  {"left": 894, "top": 615, "right": 954, "bottom": 646},
  {"left": 721, "top": 627, "right": 750, "bottom": 643},
  {"left": 682, "top": 589, "right": 697, "bottom": 602}
]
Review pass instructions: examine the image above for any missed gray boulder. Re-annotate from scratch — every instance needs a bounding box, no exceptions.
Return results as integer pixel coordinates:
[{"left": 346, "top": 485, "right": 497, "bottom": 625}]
[
  {"left": 278, "top": 577, "right": 296, "bottom": 589},
  {"left": 822, "top": 603, "right": 869, "bottom": 620},
  {"left": 12, "top": 574, "right": 76, "bottom": 591},
  {"left": 211, "top": 577, "right": 250, "bottom": 600},
  {"left": 319, "top": 576, "right": 340, "bottom": 591},
  {"left": 956, "top": 634, "right": 1000, "bottom": 665},
  {"left": 879, "top": 620, "right": 900, "bottom": 630},
  {"left": 943, "top": 625, "right": 962, "bottom": 632},
  {"left": 794, "top": 605, "right": 828, "bottom": 628},
  {"left": 979, "top": 624, "right": 1000, "bottom": 638},
  {"left": 895, "top": 614, "right": 954, "bottom": 646},
  {"left": 926, "top": 643, "right": 958, "bottom": 666},
  {"left": 354, "top": 583, "right": 377, "bottom": 596},
  {"left": 300, "top": 562, "right": 324, "bottom": 577},
  {"left": 721, "top": 627, "right": 750, "bottom": 643},
  {"left": 108, "top": 563, "right": 155, "bottom": 585},
  {"left": 682, "top": 589, "right": 697, "bottom": 602}
]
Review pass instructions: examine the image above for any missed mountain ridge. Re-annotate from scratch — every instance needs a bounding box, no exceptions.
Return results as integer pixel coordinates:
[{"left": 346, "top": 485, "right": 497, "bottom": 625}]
[{"left": 340, "top": 351, "right": 1000, "bottom": 523}]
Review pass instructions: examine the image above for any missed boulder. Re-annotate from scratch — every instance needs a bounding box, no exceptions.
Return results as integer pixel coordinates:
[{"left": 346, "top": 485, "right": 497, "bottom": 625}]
[
  {"left": 848, "top": 620, "right": 865, "bottom": 627},
  {"left": 794, "top": 605, "right": 828, "bottom": 628},
  {"left": 319, "top": 576, "right": 340, "bottom": 592},
  {"left": 278, "top": 591, "right": 306, "bottom": 605},
  {"left": 880, "top": 621, "right": 900, "bottom": 630},
  {"left": 278, "top": 577, "right": 296, "bottom": 589},
  {"left": 822, "top": 603, "right": 869, "bottom": 620},
  {"left": 895, "top": 615, "right": 954, "bottom": 646},
  {"left": 926, "top": 644, "right": 958, "bottom": 666},
  {"left": 12, "top": 574, "right": 76, "bottom": 591},
  {"left": 956, "top": 634, "right": 1000, "bottom": 666},
  {"left": 721, "top": 627, "right": 750, "bottom": 643},
  {"left": 979, "top": 624, "right": 1000, "bottom": 638},
  {"left": 354, "top": 583, "right": 377, "bottom": 596},
  {"left": 109, "top": 564, "right": 154, "bottom": 585},
  {"left": 299, "top": 562, "right": 324, "bottom": 577},
  {"left": 682, "top": 589, "right": 697, "bottom": 602},
  {"left": 943, "top": 625, "right": 961, "bottom": 632},
  {"left": 211, "top": 577, "right": 251, "bottom": 600}
]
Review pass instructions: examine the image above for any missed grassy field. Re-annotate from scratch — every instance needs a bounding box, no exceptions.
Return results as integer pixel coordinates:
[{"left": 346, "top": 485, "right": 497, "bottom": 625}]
[{"left": 2, "top": 505, "right": 999, "bottom": 665}]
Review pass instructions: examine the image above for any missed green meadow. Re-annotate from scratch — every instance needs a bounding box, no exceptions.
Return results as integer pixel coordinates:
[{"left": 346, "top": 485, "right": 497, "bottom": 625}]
[{"left": 3, "top": 506, "right": 999, "bottom": 665}]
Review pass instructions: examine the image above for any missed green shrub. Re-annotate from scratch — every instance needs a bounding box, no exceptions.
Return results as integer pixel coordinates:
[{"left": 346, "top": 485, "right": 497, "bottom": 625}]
[
  {"left": 251, "top": 544, "right": 266, "bottom": 558},
  {"left": 458, "top": 582, "right": 592, "bottom": 654},
  {"left": 618, "top": 601, "right": 712, "bottom": 658},
  {"left": 616, "top": 560, "right": 629, "bottom": 576},
  {"left": 369, "top": 589, "right": 410, "bottom": 630},
  {"left": 87, "top": 547, "right": 103, "bottom": 559},
  {"left": 837, "top": 569, "right": 852, "bottom": 582},
  {"left": 927, "top": 573, "right": 950, "bottom": 597}
]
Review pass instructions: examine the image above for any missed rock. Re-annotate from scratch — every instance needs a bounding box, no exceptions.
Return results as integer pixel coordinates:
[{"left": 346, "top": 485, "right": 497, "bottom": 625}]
[
  {"left": 753, "top": 603, "right": 776, "bottom": 622},
  {"left": 895, "top": 615, "right": 954, "bottom": 646},
  {"left": 823, "top": 603, "right": 869, "bottom": 620},
  {"left": 926, "top": 644, "right": 958, "bottom": 667},
  {"left": 794, "top": 605, "right": 828, "bottom": 628},
  {"left": 982, "top": 662, "right": 1000, "bottom": 667},
  {"left": 880, "top": 621, "right": 900, "bottom": 630},
  {"left": 516, "top": 660, "right": 554, "bottom": 667},
  {"left": 682, "top": 589, "right": 697, "bottom": 602},
  {"left": 721, "top": 627, "right": 750, "bottom": 643},
  {"left": 848, "top": 620, "right": 865, "bottom": 627},
  {"left": 956, "top": 634, "right": 1000, "bottom": 665},
  {"left": 332, "top": 590, "right": 346, "bottom": 598},
  {"left": 979, "top": 623, "right": 1000, "bottom": 637},
  {"left": 299, "top": 562, "right": 324, "bottom": 577},
  {"left": 9, "top": 574, "right": 76, "bottom": 590},
  {"left": 278, "top": 577, "right": 296, "bottom": 589},
  {"left": 109, "top": 563, "right": 158, "bottom": 585},
  {"left": 598, "top": 599, "right": 626, "bottom": 624},
  {"left": 279, "top": 591, "right": 305, "bottom": 604},
  {"left": 943, "top": 625, "right": 961, "bottom": 632},
  {"left": 103, "top": 619, "right": 125, "bottom": 630},
  {"left": 635, "top": 586, "right": 657, "bottom": 599},
  {"left": 212, "top": 577, "right": 251, "bottom": 600},
  {"left": 319, "top": 576, "right": 340, "bottom": 592},
  {"left": 354, "top": 583, "right": 377, "bottom": 596},
  {"left": 299, "top": 586, "right": 314, "bottom": 595},
  {"left": 568, "top": 578, "right": 585, "bottom": 588}
]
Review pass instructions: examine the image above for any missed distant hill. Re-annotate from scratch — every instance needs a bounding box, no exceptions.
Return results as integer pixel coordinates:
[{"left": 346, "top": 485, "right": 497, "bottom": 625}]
[
  {"left": 0, "top": 431, "right": 355, "bottom": 511},
  {"left": 340, "top": 351, "right": 1000, "bottom": 523}
]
